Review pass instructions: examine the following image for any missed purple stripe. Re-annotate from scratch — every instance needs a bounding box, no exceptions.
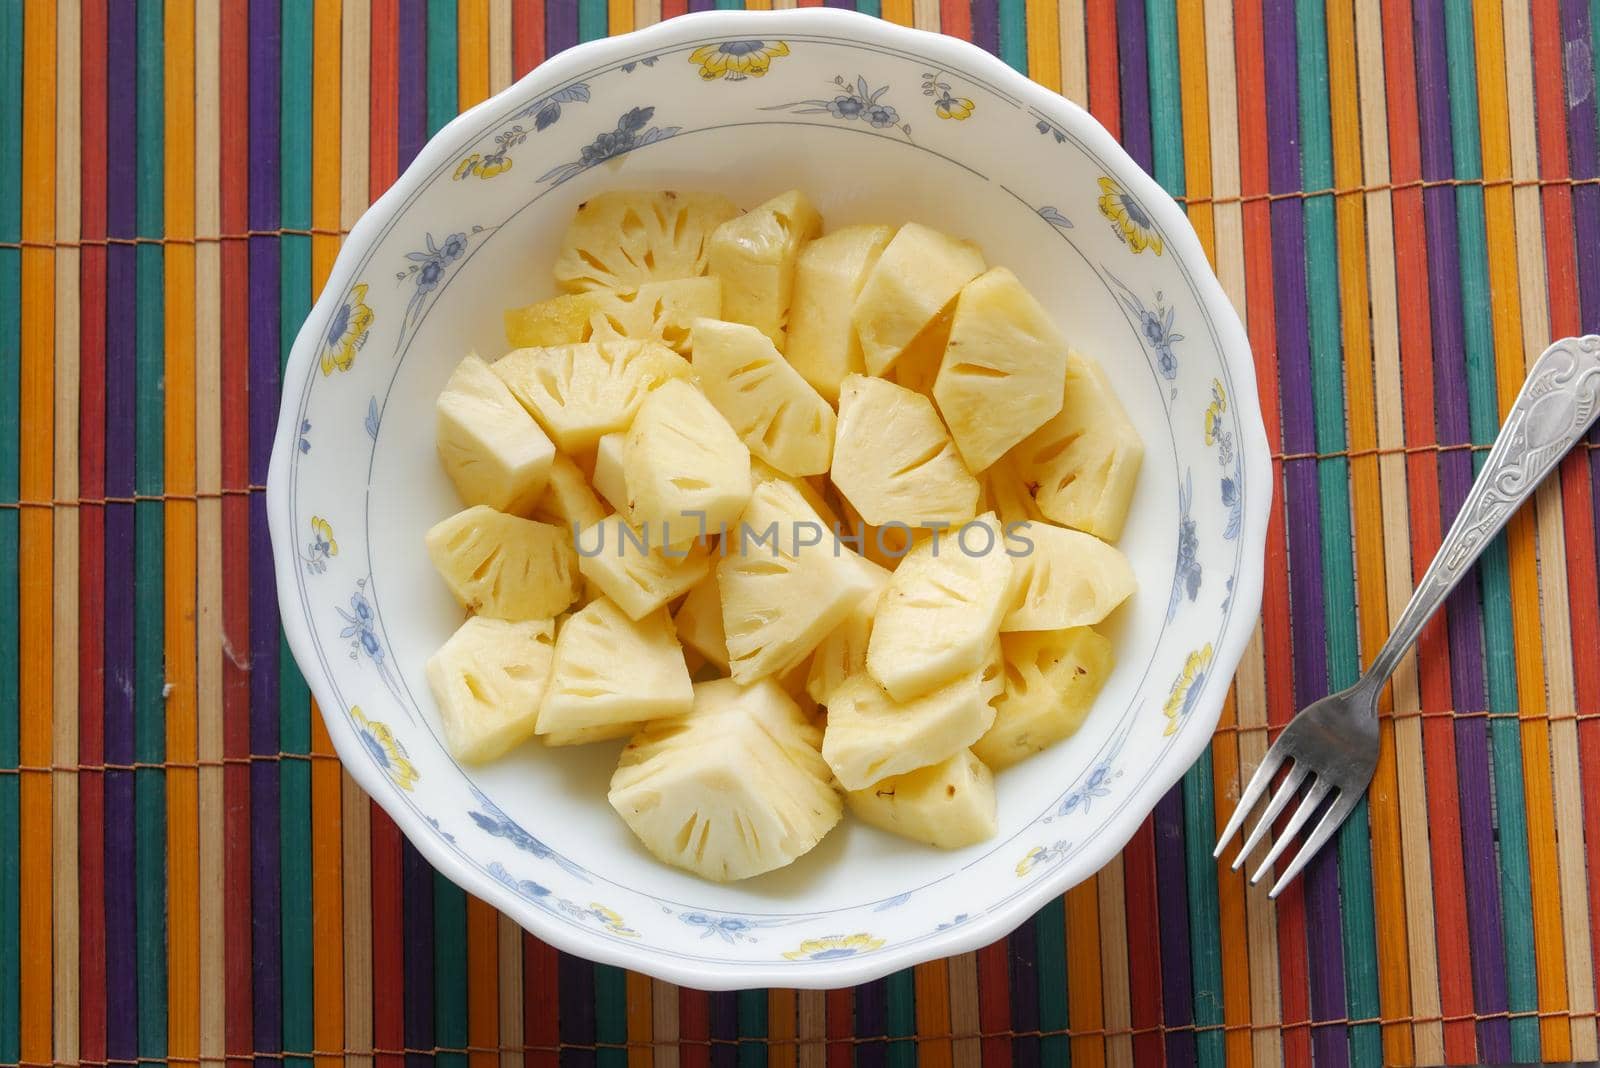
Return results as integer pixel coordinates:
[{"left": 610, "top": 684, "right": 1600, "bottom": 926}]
[
  {"left": 556, "top": 952, "right": 596, "bottom": 1068},
  {"left": 687, "top": 0, "right": 717, "bottom": 12},
  {"left": 399, "top": 0, "right": 428, "bottom": 169},
  {"left": 1007, "top": 917, "right": 1041, "bottom": 1068},
  {"left": 547, "top": 0, "right": 579, "bottom": 56},
  {"left": 971, "top": 0, "right": 999, "bottom": 56},
  {"left": 1412, "top": 4, "right": 1513, "bottom": 1058},
  {"left": 1153, "top": 789, "right": 1196, "bottom": 1068},
  {"left": 402, "top": 843, "right": 437, "bottom": 1068},
  {"left": 1114, "top": 0, "right": 1151, "bottom": 170},
  {"left": 1261, "top": 2, "right": 1350, "bottom": 1063},
  {"left": 1561, "top": 0, "right": 1600, "bottom": 567},
  {"left": 710, "top": 990, "right": 739, "bottom": 1068},
  {"left": 103, "top": 1, "right": 139, "bottom": 1058}
]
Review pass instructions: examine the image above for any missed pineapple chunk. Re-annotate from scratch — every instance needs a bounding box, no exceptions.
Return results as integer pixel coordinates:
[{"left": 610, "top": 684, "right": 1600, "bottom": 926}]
[
  {"left": 609, "top": 678, "right": 842, "bottom": 881},
  {"left": 973, "top": 628, "right": 1113, "bottom": 769},
  {"left": 831, "top": 492, "right": 924, "bottom": 570},
  {"left": 436, "top": 354, "right": 556, "bottom": 515},
  {"left": 719, "top": 479, "right": 881, "bottom": 682},
  {"left": 426, "top": 617, "right": 556, "bottom": 762},
  {"left": 831, "top": 375, "right": 980, "bottom": 528},
  {"left": 705, "top": 190, "right": 821, "bottom": 348},
  {"left": 554, "top": 191, "right": 740, "bottom": 292},
  {"left": 536, "top": 598, "right": 693, "bottom": 733},
  {"left": 576, "top": 514, "right": 712, "bottom": 620},
  {"left": 591, "top": 432, "right": 629, "bottom": 514},
  {"left": 753, "top": 461, "right": 839, "bottom": 528},
  {"left": 885, "top": 313, "right": 953, "bottom": 397},
  {"left": 672, "top": 575, "right": 729, "bottom": 671},
  {"left": 820, "top": 669, "right": 997, "bottom": 790},
  {"left": 984, "top": 456, "right": 1048, "bottom": 528},
  {"left": 504, "top": 277, "right": 722, "bottom": 355},
  {"left": 846, "top": 749, "right": 997, "bottom": 849},
  {"left": 1010, "top": 352, "right": 1144, "bottom": 541},
  {"left": 690, "top": 318, "right": 836, "bottom": 477},
  {"left": 542, "top": 721, "right": 639, "bottom": 747},
  {"left": 531, "top": 452, "right": 608, "bottom": 531},
  {"left": 1002, "top": 522, "right": 1135, "bottom": 631},
  {"left": 852, "top": 223, "right": 985, "bottom": 376},
  {"left": 867, "top": 513, "right": 1013, "bottom": 700},
  {"left": 805, "top": 559, "right": 891, "bottom": 705},
  {"left": 493, "top": 339, "right": 690, "bottom": 454},
  {"left": 786, "top": 224, "right": 894, "bottom": 401},
  {"left": 425, "top": 505, "right": 580, "bottom": 620},
  {"left": 934, "top": 267, "right": 1070, "bottom": 472},
  {"left": 623, "top": 378, "right": 752, "bottom": 547}
]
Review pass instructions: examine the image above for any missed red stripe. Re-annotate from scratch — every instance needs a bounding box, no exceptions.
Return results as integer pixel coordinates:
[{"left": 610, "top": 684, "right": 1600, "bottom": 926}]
[
  {"left": 77, "top": 0, "right": 109, "bottom": 1059},
  {"left": 976, "top": 941, "right": 1012, "bottom": 1067},
  {"left": 1083, "top": 0, "right": 1118, "bottom": 138},
  {"left": 512, "top": 0, "right": 545, "bottom": 77},
  {"left": 662, "top": 0, "right": 689, "bottom": 18},
  {"left": 825, "top": 988, "right": 852, "bottom": 1068},
  {"left": 371, "top": 0, "right": 400, "bottom": 200},
  {"left": 371, "top": 809, "right": 406, "bottom": 1068},
  {"left": 939, "top": 0, "right": 971, "bottom": 40},
  {"left": 681, "top": 988, "right": 711, "bottom": 1068},
  {"left": 523, "top": 934, "right": 559, "bottom": 1068},
  {"left": 1122, "top": 821, "right": 1164, "bottom": 1066}
]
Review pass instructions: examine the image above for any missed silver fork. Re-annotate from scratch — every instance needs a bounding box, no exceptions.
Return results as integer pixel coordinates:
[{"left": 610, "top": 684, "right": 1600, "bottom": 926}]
[{"left": 1214, "top": 334, "right": 1600, "bottom": 897}]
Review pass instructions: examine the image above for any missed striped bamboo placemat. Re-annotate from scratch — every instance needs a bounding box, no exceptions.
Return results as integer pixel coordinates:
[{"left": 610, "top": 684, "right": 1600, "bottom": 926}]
[{"left": 5, "top": 1, "right": 1600, "bottom": 1065}]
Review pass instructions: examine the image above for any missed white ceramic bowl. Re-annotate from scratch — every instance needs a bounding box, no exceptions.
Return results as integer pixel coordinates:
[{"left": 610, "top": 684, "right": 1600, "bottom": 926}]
[{"left": 268, "top": 8, "right": 1269, "bottom": 990}]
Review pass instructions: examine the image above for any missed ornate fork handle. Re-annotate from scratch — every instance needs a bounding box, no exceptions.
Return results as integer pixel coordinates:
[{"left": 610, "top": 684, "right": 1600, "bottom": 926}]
[{"left": 1363, "top": 335, "right": 1600, "bottom": 690}]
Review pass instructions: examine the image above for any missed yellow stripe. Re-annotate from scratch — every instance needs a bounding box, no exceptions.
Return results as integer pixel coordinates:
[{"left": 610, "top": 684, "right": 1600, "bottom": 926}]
[
  {"left": 1024, "top": 0, "right": 1060, "bottom": 91},
  {"left": 460, "top": 0, "right": 491, "bottom": 109},
  {"left": 609, "top": 0, "right": 635, "bottom": 34}
]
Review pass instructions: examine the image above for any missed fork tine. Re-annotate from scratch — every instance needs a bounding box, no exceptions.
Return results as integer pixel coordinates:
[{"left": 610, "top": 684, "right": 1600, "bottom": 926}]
[
  {"left": 1212, "top": 745, "right": 1290, "bottom": 858},
  {"left": 1268, "top": 790, "right": 1360, "bottom": 898},
  {"left": 1249, "top": 777, "right": 1332, "bottom": 885},
  {"left": 1229, "top": 761, "right": 1309, "bottom": 871}
]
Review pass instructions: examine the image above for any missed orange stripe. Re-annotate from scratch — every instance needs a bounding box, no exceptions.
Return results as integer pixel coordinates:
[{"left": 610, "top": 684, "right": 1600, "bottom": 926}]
[
  {"left": 1025, "top": 0, "right": 1061, "bottom": 92},
  {"left": 1065, "top": 881, "right": 1103, "bottom": 1068},
  {"left": 913, "top": 960, "right": 952, "bottom": 1068},
  {"left": 460, "top": 0, "right": 491, "bottom": 110},
  {"left": 467, "top": 897, "right": 500, "bottom": 1068},
  {"left": 882, "top": 0, "right": 914, "bottom": 26},
  {"left": 626, "top": 971, "right": 653, "bottom": 1068},
  {"left": 19, "top": 0, "right": 58, "bottom": 1058}
]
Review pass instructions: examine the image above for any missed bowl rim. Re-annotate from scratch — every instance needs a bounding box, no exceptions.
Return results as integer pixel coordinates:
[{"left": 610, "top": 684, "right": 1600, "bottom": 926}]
[{"left": 267, "top": 6, "right": 1272, "bottom": 991}]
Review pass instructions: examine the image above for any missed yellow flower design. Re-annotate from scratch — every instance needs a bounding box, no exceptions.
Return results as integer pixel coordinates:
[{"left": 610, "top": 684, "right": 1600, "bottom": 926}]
[
  {"left": 352, "top": 705, "right": 419, "bottom": 791},
  {"left": 321, "top": 283, "right": 374, "bottom": 375},
  {"left": 934, "top": 93, "right": 975, "bottom": 120},
  {"left": 480, "top": 155, "right": 512, "bottom": 178},
  {"left": 1204, "top": 380, "right": 1228, "bottom": 445},
  {"left": 590, "top": 904, "right": 639, "bottom": 938},
  {"left": 1016, "top": 847, "right": 1044, "bottom": 877},
  {"left": 782, "top": 933, "right": 885, "bottom": 961},
  {"left": 1098, "top": 177, "right": 1164, "bottom": 255},
  {"left": 689, "top": 40, "right": 789, "bottom": 81},
  {"left": 310, "top": 516, "right": 337, "bottom": 557},
  {"left": 1163, "top": 645, "right": 1214, "bottom": 736}
]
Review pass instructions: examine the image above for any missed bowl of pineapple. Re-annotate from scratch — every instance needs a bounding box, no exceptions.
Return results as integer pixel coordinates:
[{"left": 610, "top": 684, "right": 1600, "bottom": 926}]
[{"left": 268, "top": 8, "right": 1269, "bottom": 989}]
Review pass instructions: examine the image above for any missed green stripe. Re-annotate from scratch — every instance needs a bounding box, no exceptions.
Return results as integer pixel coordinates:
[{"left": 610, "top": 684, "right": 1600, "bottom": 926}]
[
  {"left": 1294, "top": 3, "right": 1381, "bottom": 1062},
  {"left": 885, "top": 970, "right": 915, "bottom": 1068},
  {"left": 999, "top": 0, "right": 1027, "bottom": 74},
  {"left": 428, "top": 0, "right": 459, "bottom": 137},
  {"left": 135, "top": 1, "right": 168, "bottom": 1059},
  {"left": 0, "top": 0, "right": 18, "bottom": 1057},
  {"left": 1442, "top": 7, "right": 1537, "bottom": 1058},
  {"left": 737, "top": 989, "right": 769, "bottom": 1068},
  {"left": 279, "top": 3, "right": 315, "bottom": 1062},
  {"left": 592, "top": 965, "right": 626, "bottom": 1068},
  {"left": 1035, "top": 898, "right": 1069, "bottom": 1067},
  {"left": 433, "top": 872, "right": 468, "bottom": 1068},
  {"left": 852, "top": 0, "right": 880, "bottom": 16},
  {"left": 1144, "top": 8, "right": 1227, "bottom": 1066},
  {"left": 715, "top": 0, "right": 747, "bottom": 10},
  {"left": 579, "top": 0, "right": 607, "bottom": 43}
]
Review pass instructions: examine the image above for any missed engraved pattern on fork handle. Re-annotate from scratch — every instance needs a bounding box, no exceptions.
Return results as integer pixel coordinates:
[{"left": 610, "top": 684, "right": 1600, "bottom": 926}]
[{"left": 1363, "top": 335, "right": 1600, "bottom": 691}]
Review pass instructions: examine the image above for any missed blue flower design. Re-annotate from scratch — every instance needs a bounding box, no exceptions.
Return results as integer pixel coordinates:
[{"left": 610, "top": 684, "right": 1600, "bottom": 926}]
[
  {"left": 338, "top": 589, "right": 384, "bottom": 665},
  {"left": 1059, "top": 761, "right": 1121, "bottom": 816},
  {"left": 297, "top": 419, "right": 312, "bottom": 453},
  {"left": 1037, "top": 206, "right": 1073, "bottom": 230},
  {"left": 538, "top": 108, "right": 682, "bottom": 185},
  {"left": 456, "top": 83, "right": 590, "bottom": 179},
  {"left": 469, "top": 786, "right": 590, "bottom": 882},
  {"left": 1168, "top": 472, "right": 1201, "bottom": 620},
  {"left": 766, "top": 76, "right": 911, "bottom": 139},
  {"left": 1108, "top": 273, "right": 1183, "bottom": 385}
]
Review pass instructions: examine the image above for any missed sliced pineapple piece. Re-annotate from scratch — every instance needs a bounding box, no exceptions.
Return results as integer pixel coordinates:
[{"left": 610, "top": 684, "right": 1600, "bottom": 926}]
[
  {"left": 690, "top": 318, "right": 836, "bottom": 478},
  {"left": 425, "top": 505, "right": 581, "bottom": 620},
  {"left": 1010, "top": 351, "right": 1144, "bottom": 541},
  {"left": 984, "top": 455, "right": 1048, "bottom": 529},
  {"left": 867, "top": 513, "right": 1013, "bottom": 701},
  {"left": 576, "top": 514, "right": 712, "bottom": 620},
  {"left": 1002, "top": 522, "right": 1135, "bottom": 631},
  {"left": 426, "top": 617, "right": 556, "bottom": 763},
  {"left": 542, "top": 721, "right": 639, "bottom": 747},
  {"left": 973, "top": 627, "right": 1113, "bottom": 769},
  {"left": 820, "top": 669, "right": 997, "bottom": 790},
  {"left": 436, "top": 354, "right": 556, "bottom": 515},
  {"left": 705, "top": 190, "right": 823, "bottom": 348},
  {"left": 831, "top": 491, "right": 924, "bottom": 571},
  {"left": 672, "top": 574, "right": 729, "bottom": 671},
  {"left": 831, "top": 374, "right": 979, "bottom": 529},
  {"left": 934, "top": 267, "right": 1070, "bottom": 472},
  {"left": 786, "top": 224, "right": 894, "bottom": 401},
  {"left": 718, "top": 479, "right": 881, "bottom": 683},
  {"left": 885, "top": 310, "right": 954, "bottom": 397},
  {"left": 805, "top": 579, "right": 886, "bottom": 706},
  {"left": 531, "top": 452, "right": 608, "bottom": 531},
  {"left": 505, "top": 277, "right": 722, "bottom": 355},
  {"left": 493, "top": 339, "right": 690, "bottom": 454},
  {"left": 590, "top": 432, "right": 629, "bottom": 514},
  {"left": 851, "top": 223, "right": 985, "bottom": 376},
  {"left": 623, "top": 377, "right": 752, "bottom": 547},
  {"left": 846, "top": 749, "right": 997, "bottom": 849},
  {"left": 553, "top": 191, "right": 740, "bottom": 292},
  {"left": 536, "top": 598, "right": 694, "bottom": 733},
  {"left": 609, "top": 678, "right": 842, "bottom": 881}
]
